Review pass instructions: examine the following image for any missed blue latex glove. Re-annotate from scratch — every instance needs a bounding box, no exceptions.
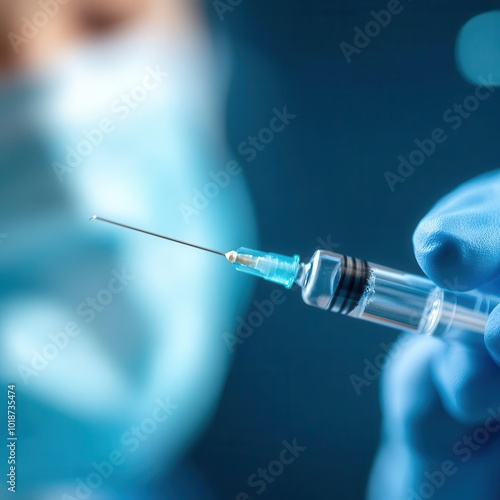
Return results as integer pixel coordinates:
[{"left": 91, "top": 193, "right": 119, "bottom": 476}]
[{"left": 368, "top": 170, "right": 500, "bottom": 500}]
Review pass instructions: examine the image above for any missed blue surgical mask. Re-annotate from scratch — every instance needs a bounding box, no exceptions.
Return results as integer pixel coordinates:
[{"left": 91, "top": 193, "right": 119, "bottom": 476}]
[{"left": 0, "top": 25, "right": 256, "bottom": 499}]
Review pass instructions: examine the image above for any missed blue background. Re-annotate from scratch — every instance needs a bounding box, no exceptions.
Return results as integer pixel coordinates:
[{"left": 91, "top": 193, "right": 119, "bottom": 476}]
[{"left": 190, "top": 1, "right": 500, "bottom": 499}]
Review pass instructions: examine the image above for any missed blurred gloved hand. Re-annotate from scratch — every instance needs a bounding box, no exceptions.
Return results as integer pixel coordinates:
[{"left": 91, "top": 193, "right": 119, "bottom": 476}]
[{"left": 368, "top": 170, "right": 500, "bottom": 500}]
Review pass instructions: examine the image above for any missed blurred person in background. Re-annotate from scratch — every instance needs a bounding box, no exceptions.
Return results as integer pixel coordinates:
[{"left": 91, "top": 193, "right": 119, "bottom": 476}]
[{"left": 0, "top": 0, "right": 256, "bottom": 498}]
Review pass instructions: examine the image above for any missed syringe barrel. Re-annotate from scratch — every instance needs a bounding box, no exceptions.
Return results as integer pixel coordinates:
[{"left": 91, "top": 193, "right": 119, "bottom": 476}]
[{"left": 299, "top": 250, "right": 498, "bottom": 336}]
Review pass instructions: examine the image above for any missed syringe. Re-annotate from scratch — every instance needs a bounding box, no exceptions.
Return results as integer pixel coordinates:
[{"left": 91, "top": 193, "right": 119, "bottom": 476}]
[{"left": 91, "top": 216, "right": 499, "bottom": 337}]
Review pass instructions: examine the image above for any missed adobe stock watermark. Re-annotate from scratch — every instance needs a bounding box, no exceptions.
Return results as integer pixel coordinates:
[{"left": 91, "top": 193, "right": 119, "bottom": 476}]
[
  {"left": 61, "top": 396, "right": 179, "bottom": 500},
  {"left": 178, "top": 106, "right": 297, "bottom": 224},
  {"left": 7, "top": 0, "right": 72, "bottom": 54},
  {"left": 17, "top": 268, "right": 135, "bottom": 385},
  {"left": 409, "top": 405, "right": 500, "bottom": 500},
  {"left": 178, "top": 160, "right": 243, "bottom": 224},
  {"left": 385, "top": 75, "right": 498, "bottom": 192},
  {"left": 236, "top": 439, "right": 307, "bottom": 499},
  {"left": 441, "top": 276, "right": 470, "bottom": 293},
  {"left": 52, "top": 65, "right": 168, "bottom": 183},
  {"left": 222, "top": 235, "right": 339, "bottom": 353},
  {"left": 223, "top": 288, "right": 287, "bottom": 353},
  {"left": 238, "top": 107, "right": 297, "bottom": 163},
  {"left": 213, "top": 0, "right": 244, "bottom": 22},
  {"left": 339, "top": 0, "right": 408, "bottom": 64},
  {"left": 0, "top": 233, "right": 7, "bottom": 244},
  {"left": 315, "top": 235, "right": 341, "bottom": 253},
  {"left": 350, "top": 333, "right": 413, "bottom": 396}
]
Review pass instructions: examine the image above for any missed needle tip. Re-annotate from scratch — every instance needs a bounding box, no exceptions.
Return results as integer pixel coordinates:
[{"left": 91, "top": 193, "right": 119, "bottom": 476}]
[{"left": 89, "top": 215, "right": 98, "bottom": 222}]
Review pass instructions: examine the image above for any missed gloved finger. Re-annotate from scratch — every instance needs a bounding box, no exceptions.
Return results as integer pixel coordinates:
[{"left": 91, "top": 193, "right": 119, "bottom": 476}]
[
  {"left": 478, "top": 274, "right": 500, "bottom": 296},
  {"left": 380, "top": 333, "right": 443, "bottom": 437},
  {"left": 485, "top": 303, "right": 500, "bottom": 366},
  {"left": 377, "top": 333, "right": 474, "bottom": 453},
  {"left": 371, "top": 332, "right": 500, "bottom": 500},
  {"left": 433, "top": 327, "right": 500, "bottom": 424},
  {"left": 413, "top": 170, "right": 500, "bottom": 291}
]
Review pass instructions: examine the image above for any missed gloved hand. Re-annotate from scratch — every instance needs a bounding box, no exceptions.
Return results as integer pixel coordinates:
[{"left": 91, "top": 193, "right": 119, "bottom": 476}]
[{"left": 368, "top": 170, "right": 500, "bottom": 500}]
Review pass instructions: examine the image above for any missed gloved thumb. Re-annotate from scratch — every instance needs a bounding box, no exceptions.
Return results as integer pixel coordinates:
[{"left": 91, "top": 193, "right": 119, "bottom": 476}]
[{"left": 413, "top": 170, "right": 500, "bottom": 291}]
